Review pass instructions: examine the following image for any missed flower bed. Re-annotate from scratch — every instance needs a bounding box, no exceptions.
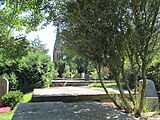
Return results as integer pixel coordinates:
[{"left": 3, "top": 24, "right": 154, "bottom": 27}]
[{"left": 0, "top": 105, "right": 11, "bottom": 114}]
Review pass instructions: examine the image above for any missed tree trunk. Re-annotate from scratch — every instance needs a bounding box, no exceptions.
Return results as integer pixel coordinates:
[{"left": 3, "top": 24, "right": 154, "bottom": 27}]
[
  {"left": 114, "top": 74, "right": 132, "bottom": 113},
  {"left": 121, "top": 69, "right": 135, "bottom": 108},
  {"left": 97, "top": 63, "right": 122, "bottom": 109},
  {"left": 136, "top": 62, "right": 147, "bottom": 116}
]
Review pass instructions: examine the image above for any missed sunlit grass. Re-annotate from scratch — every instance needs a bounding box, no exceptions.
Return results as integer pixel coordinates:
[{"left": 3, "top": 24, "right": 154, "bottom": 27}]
[
  {"left": 0, "top": 109, "right": 16, "bottom": 120},
  {"left": 21, "top": 93, "right": 32, "bottom": 103},
  {"left": 88, "top": 82, "right": 118, "bottom": 89}
]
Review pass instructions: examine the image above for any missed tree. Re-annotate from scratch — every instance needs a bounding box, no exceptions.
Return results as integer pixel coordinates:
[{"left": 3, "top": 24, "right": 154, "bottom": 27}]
[
  {"left": 1, "top": 0, "right": 159, "bottom": 116},
  {"left": 30, "top": 36, "right": 48, "bottom": 54},
  {"left": 52, "top": 0, "right": 160, "bottom": 115},
  {"left": 54, "top": 0, "right": 131, "bottom": 111},
  {"left": 1, "top": 36, "right": 30, "bottom": 60},
  {"left": 129, "top": 0, "right": 160, "bottom": 115},
  {"left": 0, "top": 0, "right": 48, "bottom": 59}
]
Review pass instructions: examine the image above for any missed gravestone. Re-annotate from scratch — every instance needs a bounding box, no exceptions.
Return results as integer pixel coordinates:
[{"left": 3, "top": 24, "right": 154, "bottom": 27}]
[
  {"left": 139, "top": 79, "right": 159, "bottom": 110},
  {"left": 0, "top": 77, "right": 9, "bottom": 105},
  {"left": 85, "top": 74, "right": 90, "bottom": 81}
]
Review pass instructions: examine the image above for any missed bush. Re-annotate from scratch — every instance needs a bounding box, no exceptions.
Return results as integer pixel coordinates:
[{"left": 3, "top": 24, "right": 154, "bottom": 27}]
[
  {"left": 17, "top": 52, "right": 55, "bottom": 92},
  {"left": 2, "top": 73, "right": 18, "bottom": 91},
  {"left": 146, "top": 63, "right": 160, "bottom": 90},
  {"left": 0, "top": 39, "right": 55, "bottom": 92},
  {"left": 0, "top": 52, "right": 55, "bottom": 93},
  {"left": 2, "top": 91, "right": 23, "bottom": 109}
]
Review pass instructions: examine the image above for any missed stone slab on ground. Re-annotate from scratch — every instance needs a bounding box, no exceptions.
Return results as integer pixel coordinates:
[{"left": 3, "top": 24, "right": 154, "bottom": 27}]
[
  {"left": 12, "top": 102, "right": 134, "bottom": 120},
  {"left": 66, "top": 102, "right": 134, "bottom": 120},
  {"left": 32, "top": 87, "right": 110, "bottom": 102},
  {"left": 12, "top": 102, "right": 81, "bottom": 120}
]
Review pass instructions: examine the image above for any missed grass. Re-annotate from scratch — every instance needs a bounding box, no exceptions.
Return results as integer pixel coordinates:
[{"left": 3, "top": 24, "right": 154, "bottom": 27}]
[
  {"left": 88, "top": 82, "right": 118, "bottom": 89},
  {"left": 0, "top": 92, "right": 32, "bottom": 120},
  {"left": 21, "top": 93, "right": 32, "bottom": 103}
]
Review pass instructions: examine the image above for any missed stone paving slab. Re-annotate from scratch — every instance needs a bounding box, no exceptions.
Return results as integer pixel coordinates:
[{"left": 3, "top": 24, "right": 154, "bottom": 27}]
[
  {"left": 33, "top": 87, "right": 76, "bottom": 96},
  {"left": 12, "top": 102, "right": 134, "bottom": 120},
  {"left": 32, "top": 87, "right": 110, "bottom": 102},
  {"left": 66, "top": 102, "right": 134, "bottom": 120},
  {"left": 33, "top": 87, "right": 106, "bottom": 96},
  {"left": 32, "top": 87, "right": 130, "bottom": 102},
  {"left": 12, "top": 102, "right": 81, "bottom": 120},
  {"left": 59, "top": 87, "right": 106, "bottom": 95}
]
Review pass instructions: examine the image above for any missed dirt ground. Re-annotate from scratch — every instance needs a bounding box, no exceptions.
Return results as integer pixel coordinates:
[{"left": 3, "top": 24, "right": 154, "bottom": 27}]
[{"left": 101, "top": 102, "right": 160, "bottom": 120}]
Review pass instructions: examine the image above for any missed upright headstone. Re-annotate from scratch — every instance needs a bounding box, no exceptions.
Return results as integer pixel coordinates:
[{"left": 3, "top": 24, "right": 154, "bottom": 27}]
[
  {"left": 85, "top": 74, "right": 90, "bottom": 81},
  {"left": 81, "top": 73, "right": 85, "bottom": 79},
  {"left": 139, "top": 79, "right": 159, "bottom": 110},
  {"left": 0, "top": 77, "right": 9, "bottom": 105}
]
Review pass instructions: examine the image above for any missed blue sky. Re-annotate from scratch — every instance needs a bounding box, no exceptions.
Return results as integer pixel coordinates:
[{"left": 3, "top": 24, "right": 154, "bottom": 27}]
[{"left": 26, "top": 25, "right": 57, "bottom": 61}]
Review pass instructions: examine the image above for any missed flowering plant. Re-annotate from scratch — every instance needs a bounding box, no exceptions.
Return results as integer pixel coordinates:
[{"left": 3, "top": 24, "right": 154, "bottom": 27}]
[{"left": 0, "top": 106, "right": 11, "bottom": 114}]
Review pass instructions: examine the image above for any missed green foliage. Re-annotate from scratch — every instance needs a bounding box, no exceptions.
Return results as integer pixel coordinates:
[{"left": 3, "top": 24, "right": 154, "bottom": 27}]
[
  {"left": 53, "top": 0, "right": 160, "bottom": 115},
  {"left": 146, "top": 52, "right": 160, "bottom": 90},
  {"left": 1, "top": 37, "right": 30, "bottom": 60},
  {"left": 89, "top": 69, "right": 98, "bottom": 79},
  {"left": 57, "top": 59, "right": 65, "bottom": 78},
  {"left": 2, "top": 73, "right": 18, "bottom": 91},
  {"left": 17, "top": 52, "right": 55, "bottom": 92},
  {"left": 0, "top": 40, "right": 55, "bottom": 92},
  {"left": 147, "top": 63, "right": 160, "bottom": 90},
  {"left": 2, "top": 91, "right": 23, "bottom": 109},
  {"left": 65, "top": 66, "right": 71, "bottom": 78}
]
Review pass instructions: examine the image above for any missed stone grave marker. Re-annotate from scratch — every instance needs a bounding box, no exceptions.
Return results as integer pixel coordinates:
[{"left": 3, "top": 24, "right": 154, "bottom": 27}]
[
  {"left": 0, "top": 77, "right": 9, "bottom": 105},
  {"left": 139, "top": 79, "right": 159, "bottom": 110},
  {"left": 85, "top": 74, "right": 90, "bottom": 81}
]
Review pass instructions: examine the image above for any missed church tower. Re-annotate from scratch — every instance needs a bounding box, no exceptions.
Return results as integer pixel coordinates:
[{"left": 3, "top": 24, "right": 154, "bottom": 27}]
[{"left": 53, "top": 26, "right": 60, "bottom": 63}]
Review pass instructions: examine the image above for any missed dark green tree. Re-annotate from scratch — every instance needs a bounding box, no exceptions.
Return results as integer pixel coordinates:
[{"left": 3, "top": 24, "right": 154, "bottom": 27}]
[{"left": 51, "top": 0, "right": 160, "bottom": 115}]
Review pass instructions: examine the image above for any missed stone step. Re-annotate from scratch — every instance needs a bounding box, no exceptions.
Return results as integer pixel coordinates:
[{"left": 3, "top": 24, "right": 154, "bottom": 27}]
[
  {"left": 51, "top": 80, "right": 114, "bottom": 87},
  {"left": 32, "top": 94, "right": 110, "bottom": 102}
]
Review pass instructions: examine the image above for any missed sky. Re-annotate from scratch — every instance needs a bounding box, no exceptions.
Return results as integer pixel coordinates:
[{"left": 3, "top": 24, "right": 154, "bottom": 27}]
[{"left": 26, "top": 25, "right": 57, "bottom": 61}]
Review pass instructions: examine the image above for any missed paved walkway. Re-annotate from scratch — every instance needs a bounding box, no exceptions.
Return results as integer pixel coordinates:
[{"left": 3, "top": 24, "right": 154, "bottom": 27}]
[{"left": 33, "top": 87, "right": 106, "bottom": 96}]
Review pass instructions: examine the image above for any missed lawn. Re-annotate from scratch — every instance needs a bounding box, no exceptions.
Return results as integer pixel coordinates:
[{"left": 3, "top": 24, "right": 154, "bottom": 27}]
[
  {"left": 0, "top": 92, "right": 32, "bottom": 120},
  {"left": 88, "top": 82, "right": 118, "bottom": 89}
]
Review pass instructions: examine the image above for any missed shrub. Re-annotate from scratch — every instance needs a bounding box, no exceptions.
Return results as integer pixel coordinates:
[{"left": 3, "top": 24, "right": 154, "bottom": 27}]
[
  {"left": 0, "top": 39, "right": 55, "bottom": 92},
  {"left": 2, "top": 91, "right": 23, "bottom": 109},
  {"left": 17, "top": 52, "right": 55, "bottom": 92},
  {"left": 65, "top": 66, "right": 72, "bottom": 78},
  {"left": 0, "top": 52, "right": 55, "bottom": 92},
  {"left": 2, "top": 72, "right": 18, "bottom": 91},
  {"left": 146, "top": 63, "right": 160, "bottom": 90}
]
